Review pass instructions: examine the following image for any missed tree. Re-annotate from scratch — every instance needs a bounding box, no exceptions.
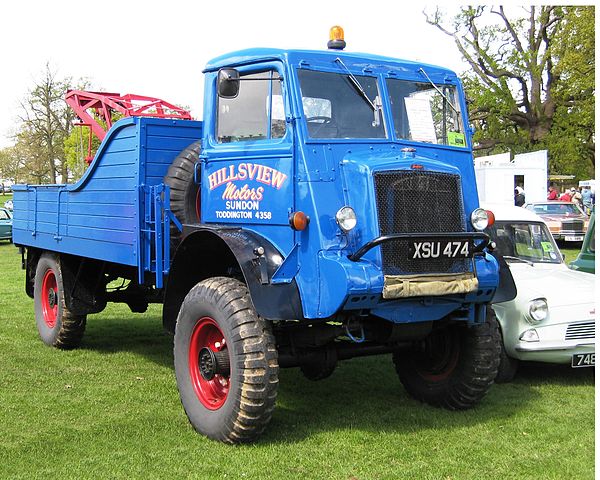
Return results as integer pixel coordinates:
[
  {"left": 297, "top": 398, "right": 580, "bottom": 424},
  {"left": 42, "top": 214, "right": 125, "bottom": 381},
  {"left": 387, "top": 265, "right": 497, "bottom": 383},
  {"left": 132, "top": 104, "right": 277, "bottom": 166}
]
[
  {"left": 0, "top": 145, "right": 27, "bottom": 183},
  {"left": 63, "top": 79, "right": 98, "bottom": 180},
  {"left": 425, "top": 6, "right": 594, "bottom": 178},
  {"left": 16, "top": 64, "right": 74, "bottom": 183},
  {"left": 64, "top": 122, "right": 103, "bottom": 180}
]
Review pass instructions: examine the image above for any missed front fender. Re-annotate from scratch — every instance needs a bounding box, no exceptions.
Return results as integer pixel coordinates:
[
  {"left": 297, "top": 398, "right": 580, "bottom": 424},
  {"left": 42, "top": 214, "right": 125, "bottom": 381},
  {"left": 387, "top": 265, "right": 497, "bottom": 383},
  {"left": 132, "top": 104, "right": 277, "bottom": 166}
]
[
  {"left": 162, "top": 225, "right": 302, "bottom": 333},
  {"left": 490, "top": 251, "right": 517, "bottom": 304}
]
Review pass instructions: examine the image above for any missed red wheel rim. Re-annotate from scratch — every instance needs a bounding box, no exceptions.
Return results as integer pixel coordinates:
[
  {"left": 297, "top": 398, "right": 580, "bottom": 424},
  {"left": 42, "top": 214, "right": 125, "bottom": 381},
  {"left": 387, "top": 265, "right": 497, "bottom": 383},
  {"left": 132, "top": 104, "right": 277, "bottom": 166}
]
[
  {"left": 41, "top": 269, "right": 58, "bottom": 328},
  {"left": 415, "top": 329, "right": 460, "bottom": 382},
  {"left": 189, "top": 317, "right": 230, "bottom": 409}
]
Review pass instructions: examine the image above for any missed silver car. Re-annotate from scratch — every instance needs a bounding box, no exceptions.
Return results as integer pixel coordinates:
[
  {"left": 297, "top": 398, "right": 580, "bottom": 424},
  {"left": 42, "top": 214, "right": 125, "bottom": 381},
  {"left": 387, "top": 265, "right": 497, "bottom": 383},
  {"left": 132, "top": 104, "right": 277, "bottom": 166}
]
[{"left": 484, "top": 204, "right": 595, "bottom": 382}]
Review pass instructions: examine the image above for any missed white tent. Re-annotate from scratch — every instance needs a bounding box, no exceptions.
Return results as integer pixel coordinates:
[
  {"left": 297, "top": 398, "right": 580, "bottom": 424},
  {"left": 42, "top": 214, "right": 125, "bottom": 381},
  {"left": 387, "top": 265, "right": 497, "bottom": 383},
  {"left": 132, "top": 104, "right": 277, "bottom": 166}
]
[{"left": 474, "top": 150, "right": 548, "bottom": 205}]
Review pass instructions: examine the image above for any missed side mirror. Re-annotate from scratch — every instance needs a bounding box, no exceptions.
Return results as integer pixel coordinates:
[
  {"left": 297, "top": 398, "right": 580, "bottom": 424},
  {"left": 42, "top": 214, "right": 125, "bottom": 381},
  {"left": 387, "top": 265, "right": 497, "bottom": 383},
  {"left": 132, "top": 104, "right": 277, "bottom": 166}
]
[{"left": 217, "top": 68, "right": 240, "bottom": 99}]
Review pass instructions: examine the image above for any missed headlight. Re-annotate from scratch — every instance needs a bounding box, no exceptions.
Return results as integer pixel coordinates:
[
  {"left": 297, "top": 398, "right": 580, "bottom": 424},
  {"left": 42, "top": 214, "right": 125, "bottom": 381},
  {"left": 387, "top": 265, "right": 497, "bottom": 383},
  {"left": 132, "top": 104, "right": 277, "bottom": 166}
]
[
  {"left": 527, "top": 298, "right": 548, "bottom": 324},
  {"left": 335, "top": 206, "right": 357, "bottom": 232},
  {"left": 470, "top": 208, "right": 489, "bottom": 231}
]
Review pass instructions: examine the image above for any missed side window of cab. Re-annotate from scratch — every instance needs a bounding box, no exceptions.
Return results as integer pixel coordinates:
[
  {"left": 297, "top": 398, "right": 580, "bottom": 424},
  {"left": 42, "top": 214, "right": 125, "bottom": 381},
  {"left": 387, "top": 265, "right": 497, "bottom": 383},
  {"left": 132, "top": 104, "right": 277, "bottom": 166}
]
[{"left": 216, "top": 70, "right": 285, "bottom": 143}]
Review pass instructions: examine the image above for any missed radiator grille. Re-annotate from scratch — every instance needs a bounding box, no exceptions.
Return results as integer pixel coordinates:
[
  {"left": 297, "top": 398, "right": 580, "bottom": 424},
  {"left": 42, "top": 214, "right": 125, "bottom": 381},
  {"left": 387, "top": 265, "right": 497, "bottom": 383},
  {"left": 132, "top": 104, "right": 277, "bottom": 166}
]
[
  {"left": 561, "top": 219, "right": 585, "bottom": 233},
  {"left": 373, "top": 171, "right": 467, "bottom": 275},
  {"left": 565, "top": 321, "right": 595, "bottom": 340}
]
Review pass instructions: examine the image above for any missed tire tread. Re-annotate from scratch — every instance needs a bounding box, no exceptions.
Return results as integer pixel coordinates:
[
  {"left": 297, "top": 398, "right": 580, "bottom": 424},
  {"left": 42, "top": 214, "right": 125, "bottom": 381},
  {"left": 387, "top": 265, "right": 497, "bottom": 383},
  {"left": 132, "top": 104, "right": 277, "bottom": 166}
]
[{"left": 175, "top": 277, "right": 278, "bottom": 443}]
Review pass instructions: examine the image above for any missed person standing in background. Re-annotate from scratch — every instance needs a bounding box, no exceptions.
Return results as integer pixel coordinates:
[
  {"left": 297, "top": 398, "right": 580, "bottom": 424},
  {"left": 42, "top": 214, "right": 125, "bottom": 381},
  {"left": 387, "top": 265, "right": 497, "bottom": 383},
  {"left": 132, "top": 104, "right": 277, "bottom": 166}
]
[
  {"left": 559, "top": 189, "right": 572, "bottom": 202},
  {"left": 514, "top": 187, "right": 525, "bottom": 207},
  {"left": 571, "top": 187, "right": 583, "bottom": 210},
  {"left": 547, "top": 185, "right": 559, "bottom": 200},
  {"left": 581, "top": 186, "right": 593, "bottom": 214}
]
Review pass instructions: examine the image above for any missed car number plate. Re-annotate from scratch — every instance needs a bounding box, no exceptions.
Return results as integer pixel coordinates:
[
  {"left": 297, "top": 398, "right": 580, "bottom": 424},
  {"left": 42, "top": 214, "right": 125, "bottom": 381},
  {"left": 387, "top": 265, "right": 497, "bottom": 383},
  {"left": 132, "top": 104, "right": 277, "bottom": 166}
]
[
  {"left": 565, "top": 235, "right": 583, "bottom": 242},
  {"left": 571, "top": 353, "right": 595, "bottom": 368},
  {"left": 412, "top": 240, "right": 472, "bottom": 259}
]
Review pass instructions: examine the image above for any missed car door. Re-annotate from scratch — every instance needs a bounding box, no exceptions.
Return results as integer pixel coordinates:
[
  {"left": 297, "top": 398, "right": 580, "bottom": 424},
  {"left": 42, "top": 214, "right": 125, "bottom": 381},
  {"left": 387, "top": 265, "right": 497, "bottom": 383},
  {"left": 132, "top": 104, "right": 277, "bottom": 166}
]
[{"left": 0, "top": 208, "right": 12, "bottom": 239}]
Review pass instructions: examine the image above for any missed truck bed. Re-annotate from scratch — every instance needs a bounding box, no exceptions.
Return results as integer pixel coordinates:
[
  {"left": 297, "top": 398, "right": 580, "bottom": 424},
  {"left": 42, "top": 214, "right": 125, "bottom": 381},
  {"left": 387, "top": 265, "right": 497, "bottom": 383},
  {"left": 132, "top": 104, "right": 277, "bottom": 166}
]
[{"left": 12, "top": 117, "right": 202, "bottom": 279}]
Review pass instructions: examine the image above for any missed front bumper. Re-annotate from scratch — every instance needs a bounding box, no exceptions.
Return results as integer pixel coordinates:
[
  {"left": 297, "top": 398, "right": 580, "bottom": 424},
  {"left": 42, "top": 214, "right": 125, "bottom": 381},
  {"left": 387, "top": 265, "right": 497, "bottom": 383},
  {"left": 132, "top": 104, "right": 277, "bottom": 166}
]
[
  {"left": 348, "top": 231, "right": 490, "bottom": 261},
  {"left": 348, "top": 232, "right": 491, "bottom": 300},
  {"left": 552, "top": 233, "right": 585, "bottom": 242}
]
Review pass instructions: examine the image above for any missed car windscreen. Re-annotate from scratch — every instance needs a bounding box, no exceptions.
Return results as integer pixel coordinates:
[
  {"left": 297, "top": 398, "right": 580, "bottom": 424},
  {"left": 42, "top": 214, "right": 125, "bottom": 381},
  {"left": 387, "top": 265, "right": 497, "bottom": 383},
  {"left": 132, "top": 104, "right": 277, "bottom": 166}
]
[
  {"left": 487, "top": 221, "right": 562, "bottom": 264},
  {"left": 386, "top": 79, "right": 466, "bottom": 147},
  {"left": 297, "top": 69, "right": 386, "bottom": 139},
  {"left": 528, "top": 203, "right": 582, "bottom": 215}
]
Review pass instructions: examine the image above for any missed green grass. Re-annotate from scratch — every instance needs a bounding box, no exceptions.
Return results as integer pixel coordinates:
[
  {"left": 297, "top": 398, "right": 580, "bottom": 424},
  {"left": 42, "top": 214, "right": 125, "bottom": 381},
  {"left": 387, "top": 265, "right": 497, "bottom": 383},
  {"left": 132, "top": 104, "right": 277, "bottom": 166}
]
[
  {"left": 560, "top": 244, "right": 580, "bottom": 265},
  {"left": 0, "top": 242, "right": 593, "bottom": 479}
]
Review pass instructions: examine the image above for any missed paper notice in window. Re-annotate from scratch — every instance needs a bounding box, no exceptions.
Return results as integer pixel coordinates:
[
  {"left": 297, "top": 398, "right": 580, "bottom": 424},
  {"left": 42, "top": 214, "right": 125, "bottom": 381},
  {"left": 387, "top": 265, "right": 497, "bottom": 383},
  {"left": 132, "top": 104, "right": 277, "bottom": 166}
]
[{"left": 404, "top": 97, "right": 437, "bottom": 144}]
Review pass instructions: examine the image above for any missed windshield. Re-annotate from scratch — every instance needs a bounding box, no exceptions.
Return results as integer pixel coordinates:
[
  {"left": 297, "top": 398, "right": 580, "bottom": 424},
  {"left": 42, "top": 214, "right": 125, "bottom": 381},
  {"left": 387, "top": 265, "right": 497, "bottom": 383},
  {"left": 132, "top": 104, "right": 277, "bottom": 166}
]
[
  {"left": 527, "top": 203, "right": 584, "bottom": 216},
  {"left": 486, "top": 221, "right": 562, "bottom": 264},
  {"left": 386, "top": 79, "right": 465, "bottom": 147},
  {"left": 297, "top": 69, "right": 386, "bottom": 139}
]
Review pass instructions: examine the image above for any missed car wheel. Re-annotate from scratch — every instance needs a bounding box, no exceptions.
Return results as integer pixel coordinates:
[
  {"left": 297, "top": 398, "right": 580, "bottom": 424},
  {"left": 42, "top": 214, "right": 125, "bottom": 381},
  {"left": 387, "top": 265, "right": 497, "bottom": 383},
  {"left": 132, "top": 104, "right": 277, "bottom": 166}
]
[
  {"left": 495, "top": 334, "right": 519, "bottom": 383},
  {"left": 34, "top": 253, "right": 87, "bottom": 349},
  {"left": 174, "top": 277, "right": 279, "bottom": 443},
  {"left": 393, "top": 307, "right": 501, "bottom": 410}
]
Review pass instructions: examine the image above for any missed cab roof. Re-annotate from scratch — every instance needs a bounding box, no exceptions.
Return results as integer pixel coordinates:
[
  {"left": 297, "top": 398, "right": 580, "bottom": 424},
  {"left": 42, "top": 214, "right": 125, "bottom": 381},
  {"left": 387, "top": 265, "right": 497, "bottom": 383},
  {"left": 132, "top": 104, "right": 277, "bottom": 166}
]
[{"left": 204, "top": 48, "right": 459, "bottom": 82}]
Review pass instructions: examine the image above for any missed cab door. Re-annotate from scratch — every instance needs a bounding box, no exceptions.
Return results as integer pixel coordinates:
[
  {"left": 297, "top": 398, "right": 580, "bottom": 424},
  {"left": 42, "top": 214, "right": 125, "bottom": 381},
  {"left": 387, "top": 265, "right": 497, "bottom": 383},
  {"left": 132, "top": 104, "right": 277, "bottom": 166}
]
[{"left": 201, "top": 63, "right": 294, "bottom": 251}]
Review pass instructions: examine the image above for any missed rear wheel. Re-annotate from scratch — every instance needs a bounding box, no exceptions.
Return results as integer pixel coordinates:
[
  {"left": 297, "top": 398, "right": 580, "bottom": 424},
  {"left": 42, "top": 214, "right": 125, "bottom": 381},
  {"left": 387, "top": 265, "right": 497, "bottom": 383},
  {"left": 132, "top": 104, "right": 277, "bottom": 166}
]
[
  {"left": 164, "top": 141, "right": 201, "bottom": 247},
  {"left": 393, "top": 308, "right": 500, "bottom": 410},
  {"left": 34, "top": 253, "right": 87, "bottom": 349},
  {"left": 174, "top": 277, "right": 279, "bottom": 443},
  {"left": 300, "top": 346, "right": 337, "bottom": 381}
]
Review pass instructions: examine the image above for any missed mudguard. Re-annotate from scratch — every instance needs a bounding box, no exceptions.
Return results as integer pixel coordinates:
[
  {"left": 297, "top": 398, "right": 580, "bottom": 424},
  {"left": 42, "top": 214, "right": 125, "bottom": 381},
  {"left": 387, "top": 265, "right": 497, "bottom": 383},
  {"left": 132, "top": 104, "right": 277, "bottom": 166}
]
[
  {"left": 490, "top": 251, "right": 517, "bottom": 304},
  {"left": 163, "top": 225, "right": 303, "bottom": 333},
  {"left": 211, "top": 227, "right": 303, "bottom": 320}
]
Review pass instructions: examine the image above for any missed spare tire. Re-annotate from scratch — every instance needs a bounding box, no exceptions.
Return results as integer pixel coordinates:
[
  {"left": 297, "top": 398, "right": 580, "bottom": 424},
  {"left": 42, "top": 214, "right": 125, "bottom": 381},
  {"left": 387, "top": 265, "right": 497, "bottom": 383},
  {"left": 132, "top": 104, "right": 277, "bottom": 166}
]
[{"left": 164, "top": 141, "right": 201, "bottom": 247}]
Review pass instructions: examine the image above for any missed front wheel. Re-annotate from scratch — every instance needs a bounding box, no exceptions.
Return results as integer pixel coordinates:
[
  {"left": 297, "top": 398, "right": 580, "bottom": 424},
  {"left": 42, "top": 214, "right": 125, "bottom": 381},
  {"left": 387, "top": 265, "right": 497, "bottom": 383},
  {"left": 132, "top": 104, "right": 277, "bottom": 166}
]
[
  {"left": 33, "top": 253, "right": 87, "bottom": 349},
  {"left": 393, "top": 307, "right": 500, "bottom": 410},
  {"left": 174, "top": 277, "right": 279, "bottom": 443},
  {"left": 495, "top": 335, "right": 519, "bottom": 383}
]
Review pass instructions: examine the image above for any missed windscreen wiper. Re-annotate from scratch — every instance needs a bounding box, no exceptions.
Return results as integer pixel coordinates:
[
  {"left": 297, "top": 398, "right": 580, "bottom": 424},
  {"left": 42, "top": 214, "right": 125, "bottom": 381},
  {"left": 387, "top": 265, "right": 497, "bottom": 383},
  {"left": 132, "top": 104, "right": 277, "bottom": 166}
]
[
  {"left": 418, "top": 67, "right": 459, "bottom": 115},
  {"left": 335, "top": 57, "right": 376, "bottom": 110},
  {"left": 334, "top": 57, "right": 380, "bottom": 126}
]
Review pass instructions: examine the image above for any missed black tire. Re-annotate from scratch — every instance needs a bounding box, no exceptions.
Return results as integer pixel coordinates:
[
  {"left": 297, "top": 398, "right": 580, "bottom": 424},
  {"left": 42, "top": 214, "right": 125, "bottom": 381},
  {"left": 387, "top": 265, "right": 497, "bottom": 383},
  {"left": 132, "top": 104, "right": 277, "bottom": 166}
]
[
  {"left": 393, "top": 308, "right": 500, "bottom": 410},
  {"left": 34, "top": 253, "right": 87, "bottom": 349},
  {"left": 164, "top": 141, "right": 201, "bottom": 246},
  {"left": 495, "top": 330, "right": 519, "bottom": 383},
  {"left": 300, "top": 347, "right": 337, "bottom": 381},
  {"left": 300, "top": 362, "right": 336, "bottom": 381},
  {"left": 174, "top": 277, "right": 279, "bottom": 443}
]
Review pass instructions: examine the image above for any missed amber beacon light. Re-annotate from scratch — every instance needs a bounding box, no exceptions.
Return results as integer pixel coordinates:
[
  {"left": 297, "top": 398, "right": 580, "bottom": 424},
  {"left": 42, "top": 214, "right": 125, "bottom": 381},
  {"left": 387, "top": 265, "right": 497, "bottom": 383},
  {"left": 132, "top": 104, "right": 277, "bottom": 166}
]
[{"left": 328, "top": 26, "right": 346, "bottom": 50}]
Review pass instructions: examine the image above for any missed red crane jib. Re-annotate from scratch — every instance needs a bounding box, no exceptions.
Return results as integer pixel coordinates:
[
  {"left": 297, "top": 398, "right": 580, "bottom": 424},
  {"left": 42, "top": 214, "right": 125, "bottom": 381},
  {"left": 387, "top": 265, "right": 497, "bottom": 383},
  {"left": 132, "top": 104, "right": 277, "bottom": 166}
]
[{"left": 65, "top": 90, "right": 192, "bottom": 163}]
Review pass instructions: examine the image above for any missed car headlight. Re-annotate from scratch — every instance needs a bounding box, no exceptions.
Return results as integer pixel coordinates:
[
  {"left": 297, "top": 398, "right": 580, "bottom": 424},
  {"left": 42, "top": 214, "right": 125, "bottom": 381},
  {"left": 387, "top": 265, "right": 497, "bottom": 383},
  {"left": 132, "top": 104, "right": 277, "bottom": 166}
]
[
  {"left": 470, "top": 208, "right": 489, "bottom": 231},
  {"left": 335, "top": 206, "right": 357, "bottom": 232},
  {"left": 527, "top": 298, "right": 548, "bottom": 324},
  {"left": 520, "top": 329, "right": 540, "bottom": 342}
]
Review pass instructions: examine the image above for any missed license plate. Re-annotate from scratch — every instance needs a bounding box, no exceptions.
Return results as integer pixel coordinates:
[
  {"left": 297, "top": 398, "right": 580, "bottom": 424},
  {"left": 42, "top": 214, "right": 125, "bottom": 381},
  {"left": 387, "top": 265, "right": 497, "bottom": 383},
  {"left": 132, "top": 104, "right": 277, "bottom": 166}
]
[
  {"left": 411, "top": 240, "right": 472, "bottom": 259},
  {"left": 572, "top": 353, "right": 595, "bottom": 368},
  {"left": 565, "top": 235, "right": 583, "bottom": 242}
]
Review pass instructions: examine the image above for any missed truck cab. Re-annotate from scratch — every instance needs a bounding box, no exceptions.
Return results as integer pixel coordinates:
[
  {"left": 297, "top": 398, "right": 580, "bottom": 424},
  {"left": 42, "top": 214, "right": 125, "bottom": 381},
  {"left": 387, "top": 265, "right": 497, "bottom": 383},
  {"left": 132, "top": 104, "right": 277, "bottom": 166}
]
[{"left": 172, "top": 47, "right": 499, "bottom": 323}]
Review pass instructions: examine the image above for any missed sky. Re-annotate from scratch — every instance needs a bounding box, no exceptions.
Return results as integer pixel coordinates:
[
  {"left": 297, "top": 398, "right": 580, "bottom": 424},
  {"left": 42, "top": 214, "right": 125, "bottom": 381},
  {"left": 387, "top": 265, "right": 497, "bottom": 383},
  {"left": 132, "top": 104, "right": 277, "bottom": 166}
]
[{"left": 0, "top": 1, "right": 471, "bottom": 149}]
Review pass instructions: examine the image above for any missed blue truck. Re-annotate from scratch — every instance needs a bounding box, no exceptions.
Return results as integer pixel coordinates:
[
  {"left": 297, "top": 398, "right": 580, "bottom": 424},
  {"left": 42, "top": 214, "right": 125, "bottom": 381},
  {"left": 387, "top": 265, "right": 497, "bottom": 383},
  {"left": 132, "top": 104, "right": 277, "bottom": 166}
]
[{"left": 13, "top": 30, "right": 510, "bottom": 443}]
